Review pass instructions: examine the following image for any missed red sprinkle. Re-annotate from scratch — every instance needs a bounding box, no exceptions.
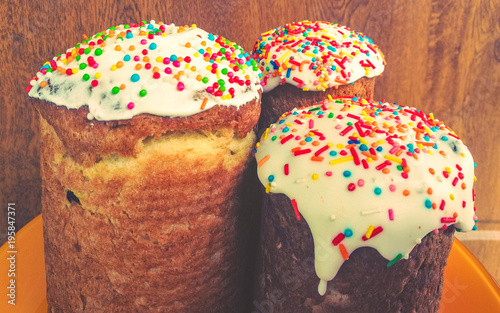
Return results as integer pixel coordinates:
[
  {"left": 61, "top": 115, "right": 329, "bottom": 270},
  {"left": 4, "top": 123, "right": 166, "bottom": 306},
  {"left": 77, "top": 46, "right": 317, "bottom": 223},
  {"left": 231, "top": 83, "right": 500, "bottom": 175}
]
[
  {"left": 362, "top": 159, "right": 369, "bottom": 169},
  {"left": 284, "top": 164, "right": 289, "bottom": 175},
  {"left": 439, "top": 200, "right": 446, "bottom": 210},
  {"left": 350, "top": 147, "right": 360, "bottom": 165},
  {"left": 294, "top": 149, "right": 311, "bottom": 156},
  {"left": 362, "top": 226, "right": 383, "bottom": 241},
  {"left": 315, "top": 145, "right": 330, "bottom": 156},
  {"left": 339, "top": 125, "right": 353, "bottom": 136},
  {"left": 281, "top": 134, "right": 294, "bottom": 144},
  {"left": 332, "top": 233, "right": 345, "bottom": 246},
  {"left": 291, "top": 199, "right": 301, "bottom": 221},
  {"left": 441, "top": 217, "right": 456, "bottom": 223}
]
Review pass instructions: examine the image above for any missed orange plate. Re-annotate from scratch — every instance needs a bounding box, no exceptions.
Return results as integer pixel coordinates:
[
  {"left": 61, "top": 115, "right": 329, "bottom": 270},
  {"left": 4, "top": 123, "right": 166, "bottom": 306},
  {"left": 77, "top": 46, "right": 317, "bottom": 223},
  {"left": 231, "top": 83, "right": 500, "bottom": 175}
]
[{"left": 1, "top": 214, "right": 499, "bottom": 313}]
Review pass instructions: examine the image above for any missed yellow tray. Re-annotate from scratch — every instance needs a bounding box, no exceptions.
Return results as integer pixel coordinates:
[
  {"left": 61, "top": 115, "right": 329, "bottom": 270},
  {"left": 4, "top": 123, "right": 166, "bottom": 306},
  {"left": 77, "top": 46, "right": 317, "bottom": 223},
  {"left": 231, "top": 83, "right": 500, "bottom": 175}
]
[{"left": 1, "top": 214, "right": 499, "bottom": 312}]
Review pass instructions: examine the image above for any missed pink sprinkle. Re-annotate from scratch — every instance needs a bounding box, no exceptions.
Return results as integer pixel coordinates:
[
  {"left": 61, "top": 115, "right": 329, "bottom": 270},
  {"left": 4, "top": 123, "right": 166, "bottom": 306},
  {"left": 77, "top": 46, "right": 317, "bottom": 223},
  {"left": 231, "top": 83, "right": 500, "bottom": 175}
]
[
  {"left": 309, "top": 119, "right": 314, "bottom": 129},
  {"left": 134, "top": 56, "right": 140, "bottom": 61},
  {"left": 389, "top": 184, "right": 396, "bottom": 192},
  {"left": 326, "top": 171, "right": 332, "bottom": 177},
  {"left": 140, "top": 39, "right": 147, "bottom": 45},
  {"left": 127, "top": 102, "right": 135, "bottom": 110},
  {"left": 357, "top": 179, "right": 365, "bottom": 187},
  {"left": 433, "top": 229, "right": 439, "bottom": 234},
  {"left": 165, "top": 67, "right": 172, "bottom": 74},
  {"left": 335, "top": 124, "right": 342, "bottom": 130},
  {"left": 163, "top": 58, "right": 170, "bottom": 65},
  {"left": 177, "top": 82, "right": 185, "bottom": 91},
  {"left": 388, "top": 209, "right": 394, "bottom": 220}
]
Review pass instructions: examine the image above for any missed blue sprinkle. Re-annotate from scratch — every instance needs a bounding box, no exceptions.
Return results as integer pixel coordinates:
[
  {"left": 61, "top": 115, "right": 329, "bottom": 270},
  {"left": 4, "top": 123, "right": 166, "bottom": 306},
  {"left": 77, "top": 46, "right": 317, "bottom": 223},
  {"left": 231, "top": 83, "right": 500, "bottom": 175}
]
[
  {"left": 305, "top": 137, "right": 313, "bottom": 142},
  {"left": 318, "top": 111, "right": 324, "bottom": 115},
  {"left": 268, "top": 175, "right": 275, "bottom": 182},
  {"left": 441, "top": 136, "right": 449, "bottom": 141},
  {"left": 198, "top": 49, "right": 205, "bottom": 54},
  {"left": 344, "top": 228, "right": 353, "bottom": 237},
  {"left": 279, "top": 119, "right": 285, "bottom": 124},
  {"left": 359, "top": 144, "right": 368, "bottom": 151},
  {"left": 425, "top": 199, "right": 432, "bottom": 209},
  {"left": 407, "top": 143, "right": 415, "bottom": 154},
  {"left": 472, "top": 225, "right": 477, "bottom": 231},
  {"left": 330, "top": 151, "right": 338, "bottom": 157},
  {"left": 170, "top": 55, "right": 177, "bottom": 62},
  {"left": 149, "top": 43, "right": 157, "bottom": 50},
  {"left": 343, "top": 170, "right": 351, "bottom": 178},
  {"left": 348, "top": 140, "right": 361, "bottom": 144},
  {"left": 130, "top": 74, "right": 140, "bottom": 82},
  {"left": 376, "top": 146, "right": 383, "bottom": 152},
  {"left": 126, "top": 32, "right": 133, "bottom": 39},
  {"left": 286, "top": 68, "right": 292, "bottom": 78},
  {"left": 424, "top": 135, "right": 430, "bottom": 141},
  {"left": 474, "top": 163, "right": 477, "bottom": 168},
  {"left": 283, "top": 127, "right": 290, "bottom": 133},
  {"left": 147, "top": 24, "right": 154, "bottom": 29},
  {"left": 374, "top": 187, "right": 382, "bottom": 195},
  {"left": 123, "top": 55, "right": 131, "bottom": 62}
]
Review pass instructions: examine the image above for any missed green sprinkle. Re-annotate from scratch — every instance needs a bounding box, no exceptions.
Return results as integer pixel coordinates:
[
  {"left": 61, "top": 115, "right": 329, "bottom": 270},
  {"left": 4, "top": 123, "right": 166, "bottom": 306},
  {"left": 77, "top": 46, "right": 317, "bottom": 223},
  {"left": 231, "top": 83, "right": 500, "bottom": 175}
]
[
  {"left": 112, "top": 87, "right": 120, "bottom": 94},
  {"left": 308, "top": 107, "right": 321, "bottom": 112},
  {"left": 347, "top": 122, "right": 353, "bottom": 126},
  {"left": 79, "top": 63, "right": 87, "bottom": 70},
  {"left": 95, "top": 48, "right": 103, "bottom": 56},
  {"left": 220, "top": 48, "right": 226, "bottom": 53},
  {"left": 75, "top": 55, "right": 81, "bottom": 61},
  {"left": 328, "top": 112, "right": 334, "bottom": 118},
  {"left": 82, "top": 73, "right": 90, "bottom": 81},
  {"left": 219, "top": 86, "right": 226, "bottom": 92},
  {"left": 139, "top": 89, "right": 147, "bottom": 97},
  {"left": 397, "top": 165, "right": 403, "bottom": 171},
  {"left": 221, "top": 68, "right": 228, "bottom": 75},
  {"left": 217, "top": 79, "right": 225, "bottom": 86},
  {"left": 84, "top": 48, "right": 91, "bottom": 54},
  {"left": 202, "top": 77, "right": 209, "bottom": 84},
  {"left": 387, "top": 253, "right": 403, "bottom": 267},
  {"left": 271, "top": 136, "right": 277, "bottom": 141}
]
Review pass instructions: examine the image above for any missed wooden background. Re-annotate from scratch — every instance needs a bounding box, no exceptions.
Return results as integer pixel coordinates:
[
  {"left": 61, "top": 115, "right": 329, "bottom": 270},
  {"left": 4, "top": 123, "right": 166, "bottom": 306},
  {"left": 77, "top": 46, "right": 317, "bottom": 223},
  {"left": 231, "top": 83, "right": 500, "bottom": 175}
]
[{"left": 1, "top": 0, "right": 499, "bottom": 281}]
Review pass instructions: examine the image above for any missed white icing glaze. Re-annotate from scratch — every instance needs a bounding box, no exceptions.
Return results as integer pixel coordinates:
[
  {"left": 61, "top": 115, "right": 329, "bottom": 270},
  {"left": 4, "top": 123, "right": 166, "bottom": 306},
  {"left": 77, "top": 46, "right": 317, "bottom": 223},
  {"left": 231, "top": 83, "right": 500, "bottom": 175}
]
[
  {"left": 252, "top": 21, "right": 385, "bottom": 92},
  {"left": 28, "top": 21, "right": 261, "bottom": 121},
  {"left": 254, "top": 98, "right": 477, "bottom": 294}
]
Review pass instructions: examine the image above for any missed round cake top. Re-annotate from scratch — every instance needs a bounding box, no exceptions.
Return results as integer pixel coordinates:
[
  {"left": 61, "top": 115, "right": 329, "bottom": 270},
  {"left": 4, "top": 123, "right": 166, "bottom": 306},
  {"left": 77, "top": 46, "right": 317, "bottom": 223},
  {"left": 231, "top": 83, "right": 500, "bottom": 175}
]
[
  {"left": 252, "top": 20, "right": 385, "bottom": 92},
  {"left": 27, "top": 20, "right": 262, "bottom": 121},
  {"left": 254, "top": 97, "right": 477, "bottom": 295}
]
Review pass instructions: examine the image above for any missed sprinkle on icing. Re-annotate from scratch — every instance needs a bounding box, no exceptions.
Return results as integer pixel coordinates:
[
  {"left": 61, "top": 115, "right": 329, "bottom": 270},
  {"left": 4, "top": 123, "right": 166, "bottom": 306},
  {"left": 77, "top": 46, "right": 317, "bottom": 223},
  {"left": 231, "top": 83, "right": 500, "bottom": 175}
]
[
  {"left": 27, "top": 20, "right": 262, "bottom": 121},
  {"left": 254, "top": 97, "right": 477, "bottom": 295},
  {"left": 252, "top": 21, "right": 385, "bottom": 92}
]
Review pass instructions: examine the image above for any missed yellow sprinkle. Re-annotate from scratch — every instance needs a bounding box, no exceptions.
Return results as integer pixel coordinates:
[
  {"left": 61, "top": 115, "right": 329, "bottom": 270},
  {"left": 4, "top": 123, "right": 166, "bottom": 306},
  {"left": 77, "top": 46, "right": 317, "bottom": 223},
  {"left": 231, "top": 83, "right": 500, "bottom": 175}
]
[
  {"left": 161, "top": 33, "right": 167, "bottom": 37},
  {"left": 460, "top": 153, "right": 465, "bottom": 157},
  {"left": 72, "top": 68, "right": 78, "bottom": 74},
  {"left": 367, "top": 157, "right": 373, "bottom": 162},
  {"left": 328, "top": 94, "right": 333, "bottom": 102},
  {"left": 474, "top": 176, "right": 477, "bottom": 182},
  {"left": 327, "top": 143, "right": 333, "bottom": 147},
  {"left": 263, "top": 128, "right": 269, "bottom": 141},
  {"left": 385, "top": 155, "right": 402, "bottom": 163},
  {"left": 340, "top": 50, "right": 354, "bottom": 58},
  {"left": 304, "top": 114, "right": 312, "bottom": 118},
  {"left": 216, "top": 68, "right": 220, "bottom": 79},
  {"left": 336, "top": 144, "right": 344, "bottom": 149},
  {"left": 365, "top": 67, "right": 369, "bottom": 75},
  {"left": 255, "top": 142, "right": 260, "bottom": 148},
  {"left": 450, "top": 194, "right": 455, "bottom": 200},
  {"left": 312, "top": 174, "right": 319, "bottom": 180},
  {"left": 329, "top": 156, "right": 354, "bottom": 166},
  {"left": 361, "top": 99, "right": 369, "bottom": 104},
  {"left": 61, "top": 59, "right": 68, "bottom": 64},
  {"left": 156, "top": 56, "right": 163, "bottom": 63},
  {"left": 304, "top": 52, "right": 316, "bottom": 58},
  {"left": 265, "top": 183, "right": 271, "bottom": 194},
  {"left": 445, "top": 167, "right": 452, "bottom": 173},
  {"left": 194, "top": 52, "right": 200, "bottom": 57},
  {"left": 427, "top": 150, "right": 433, "bottom": 155},
  {"left": 321, "top": 83, "right": 329, "bottom": 89},
  {"left": 409, "top": 122, "right": 415, "bottom": 127},
  {"left": 359, "top": 137, "right": 369, "bottom": 145},
  {"left": 95, "top": 72, "right": 101, "bottom": 79},
  {"left": 365, "top": 225, "right": 375, "bottom": 239},
  {"left": 377, "top": 140, "right": 385, "bottom": 144},
  {"left": 424, "top": 126, "right": 432, "bottom": 135},
  {"left": 266, "top": 50, "right": 272, "bottom": 63},
  {"left": 429, "top": 113, "right": 435, "bottom": 121},
  {"left": 416, "top": 143, "right": 424, "bottom": 149},
  {"left": 285, "top": 123, "right": 293, "bottom": 127},
  {"left": 278, "top": 50, "right": 292, "bottom": 63},
  {"left": 111, "top": 65, "right": 117, "bottom": 71}
]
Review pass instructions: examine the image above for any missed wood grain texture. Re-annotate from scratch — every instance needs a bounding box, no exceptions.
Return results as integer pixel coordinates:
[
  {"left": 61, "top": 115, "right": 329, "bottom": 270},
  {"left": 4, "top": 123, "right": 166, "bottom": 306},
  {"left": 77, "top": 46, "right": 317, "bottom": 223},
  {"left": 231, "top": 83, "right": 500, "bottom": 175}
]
[{"left": 0, "top": 0, "right": 498, "bottom": 283}]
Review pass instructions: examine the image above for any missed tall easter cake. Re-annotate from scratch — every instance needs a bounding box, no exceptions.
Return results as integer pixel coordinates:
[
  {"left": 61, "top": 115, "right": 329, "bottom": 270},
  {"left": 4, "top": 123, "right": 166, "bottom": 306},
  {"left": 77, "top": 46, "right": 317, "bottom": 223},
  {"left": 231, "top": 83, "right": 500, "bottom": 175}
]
[{"left": 27, "top": 20, "right": 261, "bottom": 312}]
